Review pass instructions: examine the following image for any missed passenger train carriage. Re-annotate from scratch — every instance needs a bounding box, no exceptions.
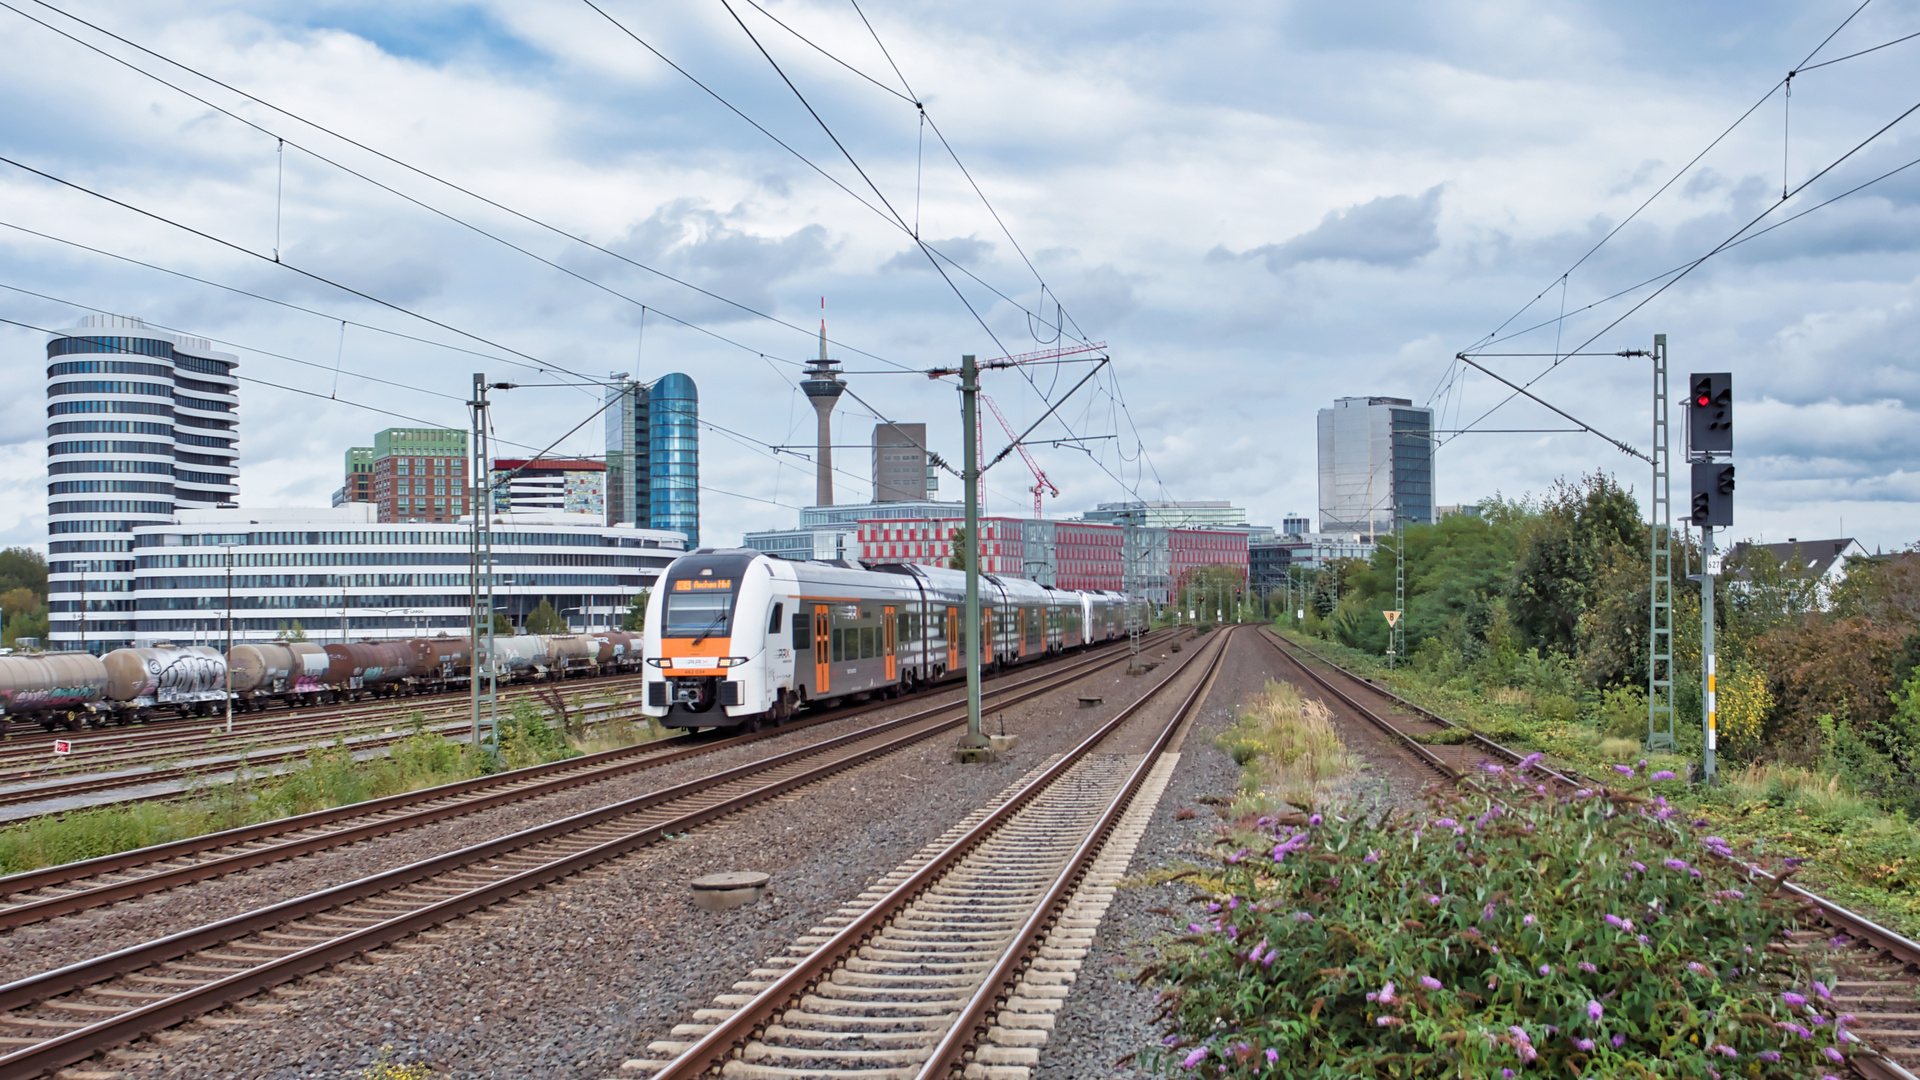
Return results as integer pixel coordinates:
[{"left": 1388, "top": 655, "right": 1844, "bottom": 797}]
[{"left": 641, "top": 548, "right": 1147, "bottom": 732}]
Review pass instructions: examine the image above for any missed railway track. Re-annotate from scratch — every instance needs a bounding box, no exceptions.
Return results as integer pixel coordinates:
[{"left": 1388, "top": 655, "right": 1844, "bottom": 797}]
[
  {"left": 1262, "top": 628, "right": 1920, "bottom": 1080},
  {"left": 0, "top": 672, "right": 645, "bottom": 780},
  {"left": 624, "top": 625, "right": 1236, "bottom": 1080},
  {"left": 0, "top": 633, "right": 1162, "bottom": 934},
  {"left": 0, "top": 632, "right": 1167, "bottom": 1079}
]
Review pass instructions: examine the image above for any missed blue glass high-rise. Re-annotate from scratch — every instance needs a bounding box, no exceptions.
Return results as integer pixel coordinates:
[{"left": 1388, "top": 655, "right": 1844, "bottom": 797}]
[{"left": 648, "top": 373, "right": 699, "bottom": 547}]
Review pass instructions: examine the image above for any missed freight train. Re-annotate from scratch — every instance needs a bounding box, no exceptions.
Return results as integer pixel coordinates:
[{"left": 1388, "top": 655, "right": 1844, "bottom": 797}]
[
  {"left": 640, "top": 549, "right": 1150, "bottom": 732},
  {"left": 0, "top": 630, "right": 645, "bottom": 730}
]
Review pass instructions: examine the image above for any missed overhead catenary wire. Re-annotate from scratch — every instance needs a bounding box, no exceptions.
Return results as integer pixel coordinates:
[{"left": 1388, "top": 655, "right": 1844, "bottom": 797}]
[
  {"left": 5, "top": 0, "right": 910, "bottom": 374},
  {"left": 1445, "top": 88, "right": 1920, "bottom": 447}
]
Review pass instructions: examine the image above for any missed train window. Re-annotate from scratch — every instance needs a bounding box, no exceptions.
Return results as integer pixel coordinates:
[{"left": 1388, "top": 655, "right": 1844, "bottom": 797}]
[
  {"left": 830, "top": 628, "right": 843, "bottom": 662},
  {"left": 768, "top": 602, "right": 784, "bottom": 634},
  {"left": 791, "top": 612, "right": 809, "bottom": 651},
  {"left": 860, "top": 626, "right": 876, "bottom": 659}
]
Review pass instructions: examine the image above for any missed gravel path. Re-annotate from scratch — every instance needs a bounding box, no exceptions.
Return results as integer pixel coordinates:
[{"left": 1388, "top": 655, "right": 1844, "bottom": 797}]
[
  {"left": 76, "top": 640, "right": 1181, "bottom": 1080},
  {"left": 1034, "top": 628, "right": 1435, "bottom": 1079}
]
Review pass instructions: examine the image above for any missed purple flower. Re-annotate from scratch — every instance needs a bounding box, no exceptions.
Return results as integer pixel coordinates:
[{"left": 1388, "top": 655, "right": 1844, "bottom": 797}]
[
  {"left": 1613, "top": 764, "right": 1634, "bottom": 776},
  {"left": 1364, "top": 849, "right": 1380, "bottom": 864},
  {"left": 1651, "top": 770, "right": 1676, "bottom": 781},
  {"left": 1427, "top": 894, "right": 1442, "bottom": 906},
  {"left": 1757, "top": 1051, "right": 1781, "bottom": 1062},
  {"left": 1207, "top": 902, "right": 1221, "bottom": 913},
  {"left": 1520, "top": 752, "right": 1544, "bottom": 770},
  {"left": 1378, "top": 981, "right": 1396, "bottom": 1004},
  {"left": 1246, "top": 941, "right": 1266, "bottom": 964},
  {"left": 1502, "top": 1072, "right": 1514, "bottom": 1079},
  {"left": 1605, "top": 913, "right": 1626, "bottom": 929},
  {"left": 1434, "top": 818, "right": 1459, "bottom": 829},
  {"left": 1587, "top": 1000, "right": 1603, "bottom": 1022},
  {"left": 1575, "top": 1038, "right": 1595, "bottom": 1051},
  {"left": 1831, "top": 934, "right": 1851, "bottom": 948},
  {"left": 1714, "top": 889, "right": 1745, "bottom": 900},
  {"left": 1636, "top": 934, "right": 1649, "bottom": 946},
  {"left": 1420, "top": 976, "right": 1442, "bottom": 991},
  {"left": 1509, "top": 1026, "right": 1530, "bottom": 1043},
  {"left": 1266, "top": 1048, "right": 1278, "bottom": 1065},
  {"left": 1611, "top": 1033, "right": 1625, "bottom": 1049},
  {"left": 1188, "top": 923, "right": 1207, "bottom": 934},
  {"left": 1713, "top": 1044, "right": 1737, "bottom": 1058},
  {"left": 1814, "top": 981, "right": 1832, "bottom": 1000},
  {"left": 1579, "top": 962, "right": 1597, "bottom": 973},
  {"left": 1482, "top": 902, "right": 1497, "bottom": 922},
  {"left": 1523, "top": 913, "right": 1535, "bottom": 926},
  {"left": 1182, "top": 1047, "right": 1208, "bottom": 1068},
  {"left": 1376, "top": 1015, "right": 1403, "bottom": 1027},
  {"left": 1824, "top": 1047, "right": 1845, "bottom": 1063},
  {"left": 1687, "top": 961, "right": 1707, "bottom": 974},
  {"left": 1293, "top": 911, "right": 1314, "bottom": 922},
  {"left": 1575, "top": 788, "right": 1594, "bottom": 799},
  {"left": 1783, "top": 991, "right": 1808, "bottom": 1007},
  {"left": 1692, "top": 818, "right": 1710, "bottom": 828},
  {"left": 1631, "top": 861, "right": 1647, "bottom": 873},
  {"left": 1539, "top": 964, "right": 1551, "bottom": 976},
  {"left": 1308, "top": 813, "right": 1322, "bottom": 826},
  {"left": 1664, "top": 858, "right": 1689, "bottom": 872}
]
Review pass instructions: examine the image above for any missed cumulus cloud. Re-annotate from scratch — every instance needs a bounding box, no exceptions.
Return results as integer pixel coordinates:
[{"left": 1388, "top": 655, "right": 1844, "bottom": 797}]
[
  {"left": 1217, "top": 186, "right": 1444, "bottom": 273},
  {"left": 599, "top": 199, "right": 833, "bottom": 318}
]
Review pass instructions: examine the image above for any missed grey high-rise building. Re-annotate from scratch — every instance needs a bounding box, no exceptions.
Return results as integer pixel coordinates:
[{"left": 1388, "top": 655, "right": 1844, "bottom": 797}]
[
  {"left": 605, "top": 371, "right": 699, "bottom": 547},
  {"left": 872, "top": 423, "right": 933, "bottom": 502},
  {"left": 1316, "top": 396, "right": 1434, "bottom": 537},
  {"left": 45, "top": 315, "right": 239, "bottom": 653}
]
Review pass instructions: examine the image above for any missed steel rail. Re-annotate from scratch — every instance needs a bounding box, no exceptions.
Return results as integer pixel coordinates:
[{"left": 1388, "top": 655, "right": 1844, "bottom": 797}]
[
  {"left": 916, "top": 627, "right": 1234, "bottom": 1079},
  {"left": 0, "top": 634, "right": 1160, "bottom": 929},
  {"left": 0, "top": 633, "right": 1157, "bottom": 1078},
  {"left": 1259, "top": 629, "right": 1585, "bottom": 789},
  {"left": 649, "top": 625, "right": 1229, "bottom": 1079}
]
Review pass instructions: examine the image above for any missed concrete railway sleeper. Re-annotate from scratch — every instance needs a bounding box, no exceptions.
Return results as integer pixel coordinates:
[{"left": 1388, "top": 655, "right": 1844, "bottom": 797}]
[
  {"left": 0, "top": 632, "right": 1165, "bottom": 933},
  {"left": 1261, "top": 628, "right": 1920, "bottom": 1080},
  {"left": 0, "top": 628, "right": 1169, "bottom": 1080},
  {"left": 634, "top": 625, "right": 1236, "bottom": 1080}
]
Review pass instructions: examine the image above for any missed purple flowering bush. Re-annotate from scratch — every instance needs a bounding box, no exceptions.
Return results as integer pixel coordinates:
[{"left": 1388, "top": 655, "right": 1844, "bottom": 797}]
[{"left": 1141, "top": 762, "right": 1853, "bottom": 1078}]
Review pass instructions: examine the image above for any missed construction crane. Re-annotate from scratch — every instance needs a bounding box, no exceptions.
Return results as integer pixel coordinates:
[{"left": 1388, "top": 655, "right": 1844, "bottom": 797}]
[{"left": 981, "top": 392, "right": 1060, "bottom": 518}]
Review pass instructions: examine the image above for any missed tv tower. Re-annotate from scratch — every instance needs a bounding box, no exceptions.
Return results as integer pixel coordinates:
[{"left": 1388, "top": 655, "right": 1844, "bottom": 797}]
[{"left": 800, "top": 298, "right": 846, "bottom": 506}]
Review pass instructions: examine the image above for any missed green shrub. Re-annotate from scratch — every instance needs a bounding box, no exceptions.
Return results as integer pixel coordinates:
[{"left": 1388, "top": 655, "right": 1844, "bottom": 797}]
[
  {"left": 1141, "top": 762, "right": 1849, "bottom": 1078},
  {"left": 1534, "top": 692, "right": 1578, "bottom": 725}
]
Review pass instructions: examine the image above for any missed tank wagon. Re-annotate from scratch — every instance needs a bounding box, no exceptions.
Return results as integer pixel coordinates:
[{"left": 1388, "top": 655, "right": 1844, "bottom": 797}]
[
  {"left": 640, "top": 549, "right": 1150, "bottom": 733},
  {"left": 0, "top": 628, "right": 648, "bottom": 729}
]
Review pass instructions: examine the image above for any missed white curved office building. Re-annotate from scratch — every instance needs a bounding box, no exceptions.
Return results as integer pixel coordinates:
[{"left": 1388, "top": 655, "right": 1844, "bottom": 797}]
[{"left": 45, "top": 315, "right": 240, "bottom": 653}]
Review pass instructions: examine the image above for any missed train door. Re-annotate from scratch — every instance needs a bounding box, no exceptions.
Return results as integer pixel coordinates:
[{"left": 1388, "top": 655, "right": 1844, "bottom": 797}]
[
  {"left": 813, "top": 605, "right": 831, "bottom": 694},
  {"left": 1017, "top": 607, "right": 1029, "bottom": 660},
  {"left": 883, "top": 605, "right": 897, "bottom": 681},
  {"left": 946, "top": 606, "right": 959, "bottom": 672}
]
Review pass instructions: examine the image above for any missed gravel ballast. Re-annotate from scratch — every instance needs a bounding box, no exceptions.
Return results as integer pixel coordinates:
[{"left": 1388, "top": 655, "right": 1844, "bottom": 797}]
[{"left": 70, "top": 638, "right": 1195, "bottom": 1079}]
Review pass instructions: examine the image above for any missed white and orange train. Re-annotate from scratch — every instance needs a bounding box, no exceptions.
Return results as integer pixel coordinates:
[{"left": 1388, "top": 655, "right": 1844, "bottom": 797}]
[{"left": 640, "top": 548, "right": 1150, "bottom": 732}]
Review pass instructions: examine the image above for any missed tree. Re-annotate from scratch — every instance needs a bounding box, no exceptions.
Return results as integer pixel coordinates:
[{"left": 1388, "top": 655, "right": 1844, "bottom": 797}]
[
  {"left": 525, "top": 599, "right": 568, "bottom": 635},
  {"left": 276, "top": 620, "right": 309, "bottom": 642},
  {"left": 1507, "top": 473, "right": 1640, "bottom": 655},
  {"left": 1748, "top": 616, "right": 1905, "bottom": 761},
  {"left": 622, "top": 590, "right": 651, "bottom": 631},
  {"left": 0, "top": 548, "right": 47, "bottom": 598},
  {"left": 947, "top": 527, "right": 972, "bottom": 571}
]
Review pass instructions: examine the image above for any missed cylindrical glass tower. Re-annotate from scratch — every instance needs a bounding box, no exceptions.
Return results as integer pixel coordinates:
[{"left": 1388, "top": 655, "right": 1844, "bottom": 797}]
[
  {"left": 45, "top": 315, "right": 238, "bottom": 652},
  {"left": 647, "top": 372, "right": 698, "bottom": 548}
]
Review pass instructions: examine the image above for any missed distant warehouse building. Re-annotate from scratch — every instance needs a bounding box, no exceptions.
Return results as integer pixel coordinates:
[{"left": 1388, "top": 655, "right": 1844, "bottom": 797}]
[{"left": 129, "top": 504, "right": 686, "bottom": 646}]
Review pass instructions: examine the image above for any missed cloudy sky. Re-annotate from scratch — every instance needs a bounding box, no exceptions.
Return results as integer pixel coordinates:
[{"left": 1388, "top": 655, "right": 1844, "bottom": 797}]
[{"left": 1, "top": 0, "right": 1916, "bottom": 551}]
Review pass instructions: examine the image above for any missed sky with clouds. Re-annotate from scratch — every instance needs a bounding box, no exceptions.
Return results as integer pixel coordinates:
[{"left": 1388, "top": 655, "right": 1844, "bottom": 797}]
[{"left": 0, "top": 0, "right": 1916, "bottom": 552}]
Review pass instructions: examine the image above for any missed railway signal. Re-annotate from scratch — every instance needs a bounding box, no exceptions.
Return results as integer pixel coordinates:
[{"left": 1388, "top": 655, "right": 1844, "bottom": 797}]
[
  {"left": 1687, "top": 372, "right": 1732, "bottom": 454},
  {"left": 1689, "top": 463, "right": 1735, "bottom": 527}
]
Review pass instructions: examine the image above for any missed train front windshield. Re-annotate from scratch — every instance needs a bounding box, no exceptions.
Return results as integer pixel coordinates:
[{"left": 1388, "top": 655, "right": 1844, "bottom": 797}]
[{"left": 663, "top": 590, "right": 736, "bottom": 637}]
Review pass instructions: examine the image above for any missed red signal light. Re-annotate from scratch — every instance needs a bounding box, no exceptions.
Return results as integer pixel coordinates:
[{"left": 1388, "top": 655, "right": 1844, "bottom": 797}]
[{"left": 1697, "top": 394, "right": 1710, "bottom": 406}]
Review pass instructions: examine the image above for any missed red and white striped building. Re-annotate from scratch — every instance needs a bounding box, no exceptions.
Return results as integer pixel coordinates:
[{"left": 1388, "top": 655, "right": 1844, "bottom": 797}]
[{"left": 853, "top": 515, "right": 1247, "bottom": 603}]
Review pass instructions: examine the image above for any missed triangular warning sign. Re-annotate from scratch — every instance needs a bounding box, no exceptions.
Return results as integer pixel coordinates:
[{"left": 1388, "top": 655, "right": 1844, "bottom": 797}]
[{"left": 1383, "top": 610, "right": 1402, "bottom": 627}]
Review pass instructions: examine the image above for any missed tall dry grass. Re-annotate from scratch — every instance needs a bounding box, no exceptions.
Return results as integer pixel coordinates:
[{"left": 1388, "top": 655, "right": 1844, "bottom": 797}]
[{"left": 1216, "top": 679, "right": 1356, "bottom": 812}]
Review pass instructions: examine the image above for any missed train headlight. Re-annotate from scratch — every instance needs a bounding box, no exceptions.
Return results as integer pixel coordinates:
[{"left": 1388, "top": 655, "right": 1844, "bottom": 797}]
[
  {"left": 645, "top": 657, "right": 669, "bottom": 667},
  {"left": 715, "top": 657, "right": 748, "bottom": 667}
]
